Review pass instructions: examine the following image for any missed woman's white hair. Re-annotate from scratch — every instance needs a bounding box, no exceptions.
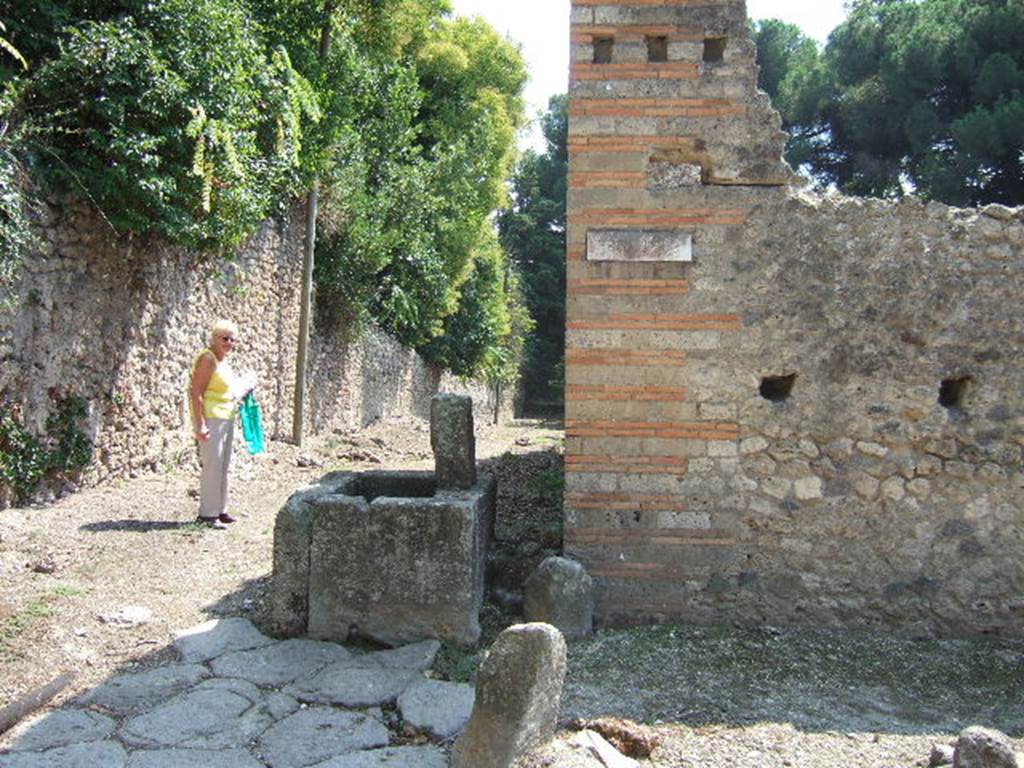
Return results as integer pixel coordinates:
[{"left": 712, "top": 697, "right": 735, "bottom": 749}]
[{"left": 210, "top": 318, "right": 238, "bottom": 345}]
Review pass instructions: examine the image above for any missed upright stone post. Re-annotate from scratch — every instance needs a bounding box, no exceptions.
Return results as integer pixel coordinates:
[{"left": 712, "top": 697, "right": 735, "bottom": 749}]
[
  {"left": 451, "top": 623, "right": 567, "bottom": 768},
  {"left": 431, "top": 394, "right": 476, "bottom": 489}
]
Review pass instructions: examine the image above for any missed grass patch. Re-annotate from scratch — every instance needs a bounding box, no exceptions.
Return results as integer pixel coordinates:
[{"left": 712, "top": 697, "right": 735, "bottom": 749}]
[
  {"left": 431, "top": 602, "right": 515, "bottom": 683},
  {"left": 0, "top": 584, "right": 86, "bottom": 660}
]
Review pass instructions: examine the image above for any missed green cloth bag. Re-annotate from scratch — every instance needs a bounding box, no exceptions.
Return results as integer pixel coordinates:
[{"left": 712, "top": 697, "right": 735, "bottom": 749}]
[{"left": 239, "top": 392, "right": 265, "bottom": 455}]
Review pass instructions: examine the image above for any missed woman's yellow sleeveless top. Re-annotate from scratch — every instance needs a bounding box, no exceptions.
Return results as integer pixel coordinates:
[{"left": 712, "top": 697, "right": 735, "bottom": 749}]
[{"left": 193, "top": 350, "right": 235, "bottom": 420}]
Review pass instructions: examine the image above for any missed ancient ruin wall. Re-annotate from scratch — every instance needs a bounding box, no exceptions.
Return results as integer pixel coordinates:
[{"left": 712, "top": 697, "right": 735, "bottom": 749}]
[
  {"left": 0, "top": 199, "right": 504, "bottom": 492},
  {"left": 564, "top": 0, "right": 1024, "bottom": 635}
]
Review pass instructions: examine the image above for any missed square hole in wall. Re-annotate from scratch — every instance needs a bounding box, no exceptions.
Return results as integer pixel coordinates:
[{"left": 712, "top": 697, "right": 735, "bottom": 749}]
[
  {"left": 759, "top": 373, "right": 796, "bottom": 402},
  {"left": 646, "top": 36, "right": 668, "bottom": 63},
  {"left": 593, "top": 37, "right": 614, "bottom": 64},
  {"left": 939, "top": 376, "right": 971, "bottom": 413},
  {"left": 703, "top": 36, "right": 727, "bottom": 63}
]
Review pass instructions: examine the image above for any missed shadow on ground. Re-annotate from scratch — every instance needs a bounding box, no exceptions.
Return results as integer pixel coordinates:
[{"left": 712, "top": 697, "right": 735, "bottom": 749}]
[
  {"left": 79, "top": 520, "right": 200, "bottom": 533},
  {"left": 562, "top": 621, "right": 1024, "bottom": 736}
]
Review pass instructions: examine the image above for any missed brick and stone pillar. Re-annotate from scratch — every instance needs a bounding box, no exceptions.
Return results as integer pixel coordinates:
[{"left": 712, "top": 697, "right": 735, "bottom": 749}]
[{"left": 563, "top": 0, "right": 794, "bottom": 626}]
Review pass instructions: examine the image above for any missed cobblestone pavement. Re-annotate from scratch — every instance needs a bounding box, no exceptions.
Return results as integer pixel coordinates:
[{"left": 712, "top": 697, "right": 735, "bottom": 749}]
[{"left": 0, "top": 618, "right": 473, "bottom": 767}]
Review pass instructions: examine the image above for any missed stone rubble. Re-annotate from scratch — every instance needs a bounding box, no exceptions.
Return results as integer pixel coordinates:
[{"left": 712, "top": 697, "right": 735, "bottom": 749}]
[{"left": 0, "top": 618, "right": 459, "bottom": 768}]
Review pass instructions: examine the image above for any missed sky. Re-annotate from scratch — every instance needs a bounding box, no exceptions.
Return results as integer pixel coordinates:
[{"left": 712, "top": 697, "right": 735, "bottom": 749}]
[{"left": 449, "top": 0, "right": 849, "bottom": 149}]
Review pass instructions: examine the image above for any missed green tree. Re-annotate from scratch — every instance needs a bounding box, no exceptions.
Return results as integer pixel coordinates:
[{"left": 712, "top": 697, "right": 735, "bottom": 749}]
[
  {"left": 756, "top": 0, "right": 1024, "bottom": 206},
  {"left": 304, "top": 8, "right": 528, "bottom": 378},
  {"left": 498, "top": 94, "right": 567, "bottom": 409},
  {"left": 8, "top": 0, "right": 315, "bottom": 250}
]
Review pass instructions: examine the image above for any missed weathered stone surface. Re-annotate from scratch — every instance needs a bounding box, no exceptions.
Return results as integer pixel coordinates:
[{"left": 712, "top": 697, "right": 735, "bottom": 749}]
[
  {"left": 125, "top": 749, "right": 266, "bottom": 768},
  {"left": 173, "top": 618, "right": 274, "bottom": 663},
  {"left": 269, "top": 481, "right": 343, "bottom": 638},
  {"left": 309, "top": 746, "right": 447, "bottom": 768},
  {"left": 118, "top": 679, "right": 272, "bottom": 749},
  {"left": 586, "top": 230, "right": 692, "bottom": 263},
  {"left": 357, "top": 639, "right": 441, "bottom": 672},
  {"left": 524, "top": 557, "right": 594, "bottom": 641},
  {"left": 398, "top": 679, "right": 475, "bottom": 738},
  {"left": 284, "top": 664, "right": 419, "bottom": 707},
  {"left": 0, "top": 741, "right": 127, "bottom": 768},
  {"left": 77, "top": 664, "right": 209, "bottom": 715},
  {"left": 210, "top": 638, "right": 352, "bottom": 686},
  {"left": 431, "top": 394, "right": 476, "bottom": 489},
  {"left": 3, "top": 710, "right": 114, "bottom": 752},
  {"left": 953, "top": 726, "right": 1019, "bottom": 768},
  {"left": 451, "top": 623, "right": 567, "bottom": 768},
  {"left": 307, "top": 477, "right": 495, "bottom": 647},
  {"left": 257, "top": 708, "right": 389, "bottom": 768}
]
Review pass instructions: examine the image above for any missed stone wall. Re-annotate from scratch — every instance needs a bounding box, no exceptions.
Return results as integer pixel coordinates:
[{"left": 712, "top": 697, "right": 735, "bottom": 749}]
[
  {"left": 565, "top": 0, "right": 1024, "bottom": 636},
  {"left": 0, "top": 199, "right": 505, "bottom": 492}
]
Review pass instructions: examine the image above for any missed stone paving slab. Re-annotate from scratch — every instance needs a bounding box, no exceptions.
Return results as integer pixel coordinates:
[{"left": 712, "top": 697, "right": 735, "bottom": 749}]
[
  {"left": 355, "top": 640, "right": 441, "bottom": 672},
  {"left": 126, "top": 748, "right": 267, "bottom": 768},
  {"left": 0, "top": 618, "right": 466, "bottom": 767},
  {"left": 173, "top": 618, "right": 275, "bottom": 663},
  {"left": 77, "top": 664, "right": 210, "bottom": 715},
  {"left": 310, "top": 745, "right": 448, "bottom": 767},
  {"left": 3, "top": 709, "right": 114, "bottom": 752},
  {"left": 119, "top": 683, "right": 274, "bottom": 750},
  {"left": 284, "top": 665, "right": 421, "bottom": 707},
  {"left": 257, "top": 708, "right": 389, "bottom": 768},
  {"left": 211, "top": 639, "right": 353, "bottom": 687},
  {"left": 398, "top": 678, "right": 475, "bottom": 738},
  {"left": 0, "top": 741, "right": 128, "bottom": 768}
]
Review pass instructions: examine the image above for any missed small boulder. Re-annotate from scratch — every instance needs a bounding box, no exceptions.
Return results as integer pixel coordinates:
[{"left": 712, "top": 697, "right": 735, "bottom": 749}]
[
  {"left": 524, "top": 557, "right": 593, "bottom": 640},
  {"left": 451, "top": 623, "right": 567, "bottom": 768},
  {"left": 954, "top": 726, "right": 1019, "bottom": 768}
]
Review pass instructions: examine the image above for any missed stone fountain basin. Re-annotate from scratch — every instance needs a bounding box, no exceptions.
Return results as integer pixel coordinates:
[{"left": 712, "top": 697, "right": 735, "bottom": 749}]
[{"left": 272, "top": 470, "right": 496, "bottom": 648}]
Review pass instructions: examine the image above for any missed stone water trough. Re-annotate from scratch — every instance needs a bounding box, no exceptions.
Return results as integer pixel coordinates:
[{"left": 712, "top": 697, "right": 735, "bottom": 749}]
[{"left": 269, "top": 395, "right": 496, "bottom": 647}]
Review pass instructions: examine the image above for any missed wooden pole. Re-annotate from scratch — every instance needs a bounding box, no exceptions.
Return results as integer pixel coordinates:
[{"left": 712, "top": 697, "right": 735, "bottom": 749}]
[
  {"left": 0, "top": 672, "right": 75, "bottom": 736},
  {"left": 292, "top": 1, "right": 336, "bottom": 446}
]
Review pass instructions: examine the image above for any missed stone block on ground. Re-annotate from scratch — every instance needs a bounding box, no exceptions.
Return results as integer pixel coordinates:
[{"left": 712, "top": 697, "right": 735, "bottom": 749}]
[
  {"left": 431, "top": 394, "right": 476, "bottom": 489},
  {"left": 172, "top": 618, "right": 273, "bottom": 663},
  {"left": 451, "top": 623, "right": 567, "bottom": 768},
  {"left": 954, "top": 726, "right": 1019, "bottom": 768},
  {"left": 257, "top": 708, "right": 389, "bottom": 768},
  {"left": 307, "top": 476, "right": 495, "bottom": 647},
  {"left": 398, "top": 678, "right": 475, "bottom": 739},
  {"left": 524, "top": 557, "right": 594, "bottom": 640}
]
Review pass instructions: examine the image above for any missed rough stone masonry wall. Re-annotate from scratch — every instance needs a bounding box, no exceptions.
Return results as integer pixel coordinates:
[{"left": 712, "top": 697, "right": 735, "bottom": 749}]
[
  {"left": 0, "top": 199, "right": 504, "bottom": 493},
  {"left": 564, "top": 0, "right": 1024, "bottom": 636}
]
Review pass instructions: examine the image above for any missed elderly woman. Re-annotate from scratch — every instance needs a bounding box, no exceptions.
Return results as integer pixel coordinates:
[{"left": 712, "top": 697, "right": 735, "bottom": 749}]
[{"left": 190, "top": 319, "right": 252, "bottom": 529}]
